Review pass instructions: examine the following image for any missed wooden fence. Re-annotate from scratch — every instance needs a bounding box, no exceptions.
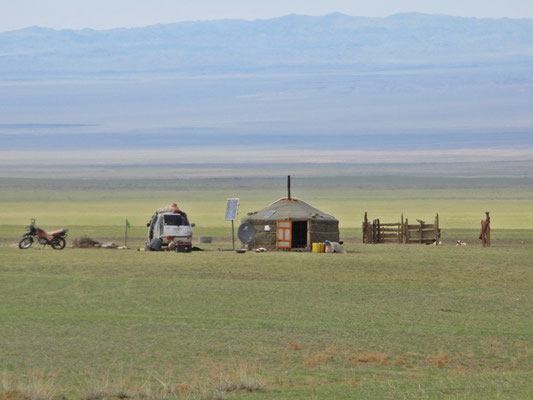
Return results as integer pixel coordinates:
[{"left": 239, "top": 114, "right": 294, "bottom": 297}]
[{"left": 363, "top": 212, "right": 440, "bottom": 245}]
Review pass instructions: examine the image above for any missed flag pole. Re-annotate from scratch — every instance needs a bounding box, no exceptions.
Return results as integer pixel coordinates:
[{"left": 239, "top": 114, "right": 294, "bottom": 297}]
[{"left": 125, "top": 219, "right": 128, "bottom": 248}]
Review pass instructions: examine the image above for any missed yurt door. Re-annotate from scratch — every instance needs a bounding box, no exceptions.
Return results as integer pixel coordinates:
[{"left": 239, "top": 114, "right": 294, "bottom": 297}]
[{"left": 276, "top": 220, "right": 292, "bottom": 249}]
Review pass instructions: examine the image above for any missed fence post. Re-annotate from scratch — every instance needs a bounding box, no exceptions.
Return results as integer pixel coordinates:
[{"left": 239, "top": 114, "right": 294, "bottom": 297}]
[
  {"left": 363, "top": 212, "right": 369, "bottom": 244},
  {"left": 400, "top": 213, "right": 404, "bottom": 244},
  {"left": 397, "top": 223, "right": 401, "bottom": 244},
  {"left": 434, "top": 214, "right": 439, "bottom": 245}
]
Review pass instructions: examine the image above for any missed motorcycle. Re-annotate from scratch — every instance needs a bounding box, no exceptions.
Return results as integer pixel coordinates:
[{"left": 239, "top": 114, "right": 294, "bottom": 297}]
[{"left": 18, "top": 219, "right": 68, "bottom": 250}]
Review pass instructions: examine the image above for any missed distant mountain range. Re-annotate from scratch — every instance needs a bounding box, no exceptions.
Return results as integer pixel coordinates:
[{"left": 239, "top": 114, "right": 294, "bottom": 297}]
[
  {"left": 1, "top": 12, "right": 532, "bottom": 160},
  {"left": 1, "top": 13, "right": 533, "bottom": 78}
]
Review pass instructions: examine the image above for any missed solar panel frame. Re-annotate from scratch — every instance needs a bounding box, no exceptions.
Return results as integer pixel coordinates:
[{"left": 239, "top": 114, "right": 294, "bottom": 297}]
[{"left": 225, "top": 198, "right": 240, "bottom": 221}]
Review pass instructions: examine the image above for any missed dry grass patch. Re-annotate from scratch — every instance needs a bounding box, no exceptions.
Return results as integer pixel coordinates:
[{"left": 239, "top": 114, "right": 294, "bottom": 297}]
[
  {"left": 1, "top": 362, "right": 267, "bottom": 400},
  {"left": 0, "top": 372, "right": 57, "bottom": 400},
  {"left": 299, "top": 342, "right": 533, "bottom": 375},
  {"left": 213, "top": 363, "right": 266, "bottom": 394},
  {"left": 0, "top": 391, "right": 30, "bottom": 400},
  {"left": 303, "top": 352, "right": 333, "bottom": 368},
  {"left": 147, "top": 361, "right": 266, "bottom": 399},
  {"left": 392, "top": 355, "right": 407, "bottom": 366},
  {"left": 426, "top": 352, "right": 451, "bottom": 368},
  {"left": 314, "top": 353, "right": 333, "bottom": 363},
  {"left": 346, "top": 380, "right": 360, "bottom": 388},
  {"left": 302, "top": 344, "right": 340, "bottom": 368},
  {"left": 287, "top": 342, "right": 302, "bottom": 351},
  {"left": 82, "top": 376, "right": 149, "bottom": 400},
  {"left": 351, "top": 351, "right": 389, "bottom": 365},
  {"left": 508, "top": 343, "right": 532, "bottom": 369}
]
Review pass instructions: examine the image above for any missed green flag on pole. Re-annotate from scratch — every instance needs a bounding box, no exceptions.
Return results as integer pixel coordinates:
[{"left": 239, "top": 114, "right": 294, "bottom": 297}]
[{"left": 124, "top": 219, "right": 131, "bottom": 248}]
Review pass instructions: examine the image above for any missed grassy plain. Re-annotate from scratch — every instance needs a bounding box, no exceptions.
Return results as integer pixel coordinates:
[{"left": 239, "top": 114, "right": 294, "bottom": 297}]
[
  {"left": 1, "top": 175, "right": 533, "bottom": 238},
  {"left": 0, "top": 173, "right": 532, "bottom": 399}
]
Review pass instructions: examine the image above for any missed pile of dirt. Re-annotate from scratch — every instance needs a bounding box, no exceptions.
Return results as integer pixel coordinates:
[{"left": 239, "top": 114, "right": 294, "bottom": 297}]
[{"left": 71, "top": 237, "right": 101, "bottom": 248}]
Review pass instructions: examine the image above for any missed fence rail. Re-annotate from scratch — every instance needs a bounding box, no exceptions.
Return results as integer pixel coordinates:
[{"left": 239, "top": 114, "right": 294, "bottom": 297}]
[{"left": 363, "top": 212, "right": 440, "bottom": 245}]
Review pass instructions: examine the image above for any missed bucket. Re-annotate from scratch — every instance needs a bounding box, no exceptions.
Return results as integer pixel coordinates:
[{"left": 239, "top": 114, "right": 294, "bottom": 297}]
[
  {"left": 312, "top": 242, "right": 325, "bottom": 253},
  {"left": 324, "top": 240, "right": 333, "bottom": 253}
]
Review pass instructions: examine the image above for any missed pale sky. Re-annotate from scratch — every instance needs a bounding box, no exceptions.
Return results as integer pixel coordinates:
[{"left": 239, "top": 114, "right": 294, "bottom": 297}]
[{"left": 1, "top": 0, "right": 533, "bottom": 32}]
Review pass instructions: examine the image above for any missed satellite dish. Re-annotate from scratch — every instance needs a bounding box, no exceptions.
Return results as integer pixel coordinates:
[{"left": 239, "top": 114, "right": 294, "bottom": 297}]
[{"left": 238, "top": 223, "right": 255, "bottom": 244}]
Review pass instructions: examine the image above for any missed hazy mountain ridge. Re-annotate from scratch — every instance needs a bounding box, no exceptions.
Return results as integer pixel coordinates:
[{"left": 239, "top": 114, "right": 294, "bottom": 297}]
[
  {"left": 1, "top": 12, "right": 532, "bottom": 158},
  {"left": 1, "top": 13, "right": 533, "bottom": 78}
]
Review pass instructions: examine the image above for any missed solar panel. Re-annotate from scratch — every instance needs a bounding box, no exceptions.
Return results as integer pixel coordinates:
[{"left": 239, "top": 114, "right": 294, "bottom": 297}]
[
  {"left": 264, "top": 210, "right": 276, "bottom": 218},
  {"left": 225, "top": 198, "right": 240, "bottom": 221}
]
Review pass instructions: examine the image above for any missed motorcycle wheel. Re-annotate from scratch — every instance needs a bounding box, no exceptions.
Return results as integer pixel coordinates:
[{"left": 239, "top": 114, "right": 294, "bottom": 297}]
[
  {"left": 18, "top": 237, "right": 33, "bottom": 249},
  {"left": 51, "top": 237, "right": 66, "bottom": 250}
]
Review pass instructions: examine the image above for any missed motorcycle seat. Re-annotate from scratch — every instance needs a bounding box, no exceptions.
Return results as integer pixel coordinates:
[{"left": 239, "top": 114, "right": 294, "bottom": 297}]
[{"left": 48, "top": 229, "right": 67, "bottom": 237}]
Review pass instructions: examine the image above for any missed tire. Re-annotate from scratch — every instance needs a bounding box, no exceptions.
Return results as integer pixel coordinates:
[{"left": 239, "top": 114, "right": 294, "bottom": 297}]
[
  {"left": 51, "top": 237, "right": 66, "bottom": 250},
  {"left": 18, "top": 237, "right": 33, "bottom": 249}
]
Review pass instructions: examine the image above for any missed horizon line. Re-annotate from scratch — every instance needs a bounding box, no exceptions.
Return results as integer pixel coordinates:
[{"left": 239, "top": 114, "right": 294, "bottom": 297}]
[{"left": 2, "top": 11, "right": 532, "bottom": 34}]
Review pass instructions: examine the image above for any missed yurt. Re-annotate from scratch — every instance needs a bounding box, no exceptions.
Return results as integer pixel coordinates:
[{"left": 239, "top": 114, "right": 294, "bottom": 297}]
[{"left": 240, "top": 196, "right": 339, "bottom": 250}]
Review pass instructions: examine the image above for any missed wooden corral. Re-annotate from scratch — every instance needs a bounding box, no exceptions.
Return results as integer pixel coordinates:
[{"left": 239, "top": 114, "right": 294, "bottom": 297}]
[{"left": 363, "top": 212, "right": 441, "bottom": 245}]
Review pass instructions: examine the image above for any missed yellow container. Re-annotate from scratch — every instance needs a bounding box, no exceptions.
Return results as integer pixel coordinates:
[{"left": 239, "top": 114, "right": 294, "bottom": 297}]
[{"left": 312, "top": 242, "right": 324, "bottom": 253}]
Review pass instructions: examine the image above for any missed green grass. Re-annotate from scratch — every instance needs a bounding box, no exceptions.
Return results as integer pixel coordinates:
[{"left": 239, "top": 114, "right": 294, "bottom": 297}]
[
  {"left": 0, "top": 175, "right": 532, "bottom": 399},
  {"left": 1, "top": 240, "right": 532, "bottom": 399},
  {"left": 1, "top": 176, "right": 533, "bottom": 236}
]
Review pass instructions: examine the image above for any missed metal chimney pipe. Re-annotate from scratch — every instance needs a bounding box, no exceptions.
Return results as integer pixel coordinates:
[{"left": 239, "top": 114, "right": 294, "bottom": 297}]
[{"left": 287, "top": 175, "right": 291, "bottom": 199}]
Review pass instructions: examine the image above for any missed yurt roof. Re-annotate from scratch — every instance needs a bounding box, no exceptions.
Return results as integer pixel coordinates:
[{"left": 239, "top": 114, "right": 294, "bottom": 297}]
[{"left": 243, "top": 198, "right": 338, "bottom": 222}]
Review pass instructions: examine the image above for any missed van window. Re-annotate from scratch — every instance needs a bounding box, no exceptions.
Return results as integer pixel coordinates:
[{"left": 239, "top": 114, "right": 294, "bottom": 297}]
[{"left": 164, "top": 214, "right": 188, "bottom": 226}]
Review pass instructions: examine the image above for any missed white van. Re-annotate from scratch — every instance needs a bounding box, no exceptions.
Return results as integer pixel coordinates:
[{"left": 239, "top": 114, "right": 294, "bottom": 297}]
[{"left": 147, "top": 203, "right": 194, "bottom": 247}]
